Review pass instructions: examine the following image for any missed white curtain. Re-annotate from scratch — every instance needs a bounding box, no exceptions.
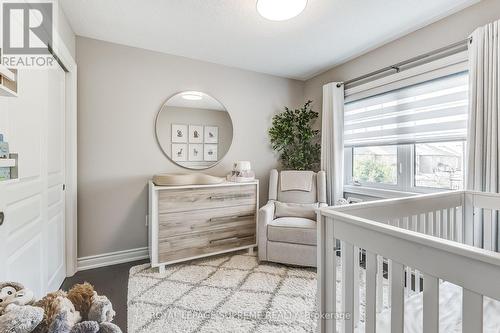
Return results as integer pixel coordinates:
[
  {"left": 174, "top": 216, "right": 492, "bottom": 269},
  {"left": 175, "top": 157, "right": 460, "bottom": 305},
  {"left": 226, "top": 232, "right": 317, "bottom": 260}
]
[
  {"left": 467, "top": 20, "right": 500, "bottom": 249},
  {"left": 321, "top": 82, "right": 344, "bottom": 205}
]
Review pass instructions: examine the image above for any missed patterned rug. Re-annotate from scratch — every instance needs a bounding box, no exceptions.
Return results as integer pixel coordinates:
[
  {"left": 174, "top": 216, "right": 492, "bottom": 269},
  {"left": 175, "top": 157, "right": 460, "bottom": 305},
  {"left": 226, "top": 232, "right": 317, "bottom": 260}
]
[{"left": 127, "top": 251, "right": 318, "bottom": 333}]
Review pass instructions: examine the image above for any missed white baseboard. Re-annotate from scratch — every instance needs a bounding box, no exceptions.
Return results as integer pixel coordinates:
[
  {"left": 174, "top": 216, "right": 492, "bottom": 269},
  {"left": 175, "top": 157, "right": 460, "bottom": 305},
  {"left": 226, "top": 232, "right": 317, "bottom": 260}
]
[{"left": 77, "top": 247, "right": 149, "bottom": 271}]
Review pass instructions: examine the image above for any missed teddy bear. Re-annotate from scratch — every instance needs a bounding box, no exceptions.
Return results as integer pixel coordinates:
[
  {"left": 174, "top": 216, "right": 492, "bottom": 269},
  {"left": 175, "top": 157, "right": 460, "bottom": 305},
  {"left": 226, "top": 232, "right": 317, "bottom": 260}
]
[
  {"left": 0, "top": 304, "right": 44, "bottom": 333},
  {"left": 65, "top": 283, "right": 121, "bottom": 333},
  {"left": 0, "top": 281, "right": 36, "bottom": 313},
  {"left": 0, "top": 282, "right": 44, "bottom": 333},
  {"left": 33, "top": 290, "right": 82, "bottom": 333}
]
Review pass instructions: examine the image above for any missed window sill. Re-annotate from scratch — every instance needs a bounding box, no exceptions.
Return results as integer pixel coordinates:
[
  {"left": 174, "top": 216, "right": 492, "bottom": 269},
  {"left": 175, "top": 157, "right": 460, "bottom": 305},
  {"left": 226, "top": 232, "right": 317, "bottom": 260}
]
[{"left": 343, "top": 185, "right": 418, "bottom": 199}]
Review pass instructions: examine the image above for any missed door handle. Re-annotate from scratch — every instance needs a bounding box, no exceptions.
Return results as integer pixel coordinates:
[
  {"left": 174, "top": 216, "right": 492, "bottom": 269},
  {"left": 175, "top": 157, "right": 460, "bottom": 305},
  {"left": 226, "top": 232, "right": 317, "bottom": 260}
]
[{"left": 0, "top": 212, "right": 4, "bottom": 226}]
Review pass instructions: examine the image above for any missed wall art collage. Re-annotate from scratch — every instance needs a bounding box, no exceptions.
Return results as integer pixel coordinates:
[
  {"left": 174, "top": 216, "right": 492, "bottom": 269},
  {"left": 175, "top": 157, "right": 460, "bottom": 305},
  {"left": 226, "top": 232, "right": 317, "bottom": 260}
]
[{"left": 171, "top": 124, "right": 218, "bottom": 162}]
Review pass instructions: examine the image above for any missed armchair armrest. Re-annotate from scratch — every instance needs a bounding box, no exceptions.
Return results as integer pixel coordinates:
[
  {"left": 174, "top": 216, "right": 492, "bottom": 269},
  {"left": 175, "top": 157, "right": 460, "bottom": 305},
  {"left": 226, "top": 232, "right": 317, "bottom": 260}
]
[{"left": 257, "top": 201, "right": 275, "bottom": 262}]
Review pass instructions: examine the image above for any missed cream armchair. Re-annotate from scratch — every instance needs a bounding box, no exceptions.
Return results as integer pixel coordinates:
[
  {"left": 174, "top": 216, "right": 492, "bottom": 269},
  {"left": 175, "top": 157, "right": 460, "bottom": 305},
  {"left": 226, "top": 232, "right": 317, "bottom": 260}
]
[{"left": 258, "top": 169, "right": 327, "bottom": 267}]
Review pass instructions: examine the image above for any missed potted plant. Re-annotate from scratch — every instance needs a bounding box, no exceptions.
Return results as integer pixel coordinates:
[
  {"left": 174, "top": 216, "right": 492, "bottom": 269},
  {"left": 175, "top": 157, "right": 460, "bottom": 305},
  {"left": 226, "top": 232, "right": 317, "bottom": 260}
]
[{"left": 268, "top": 100, "right": 320, "bottom": 171}]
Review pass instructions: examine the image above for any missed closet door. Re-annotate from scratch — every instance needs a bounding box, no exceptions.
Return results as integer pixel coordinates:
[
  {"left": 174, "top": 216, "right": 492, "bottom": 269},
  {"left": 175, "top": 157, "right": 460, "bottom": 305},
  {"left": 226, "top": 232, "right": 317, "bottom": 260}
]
[
  {"left": 0, "top": 65, "right": 66, "bottom": 297},
  {"left": 46, "top": 65, "right": 66, "bottom": 292}
]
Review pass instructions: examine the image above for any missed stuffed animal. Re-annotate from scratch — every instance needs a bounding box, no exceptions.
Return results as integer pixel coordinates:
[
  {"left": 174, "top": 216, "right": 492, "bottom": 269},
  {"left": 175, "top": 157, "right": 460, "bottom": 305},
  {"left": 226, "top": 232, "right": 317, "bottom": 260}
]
[
  {"left": 0, "top": 282, "right": 36, "bottom": 314},
  {"left": 0, "top": 282, "right": 121, "bottom": 333},
  {"left": 34, "top": 290, "right": 82, "bottom": 333},
  {"left": 67, "top": 283, "right": 116, "bottom": 324},
  {"left": 0, "top": 282, "right": 43, "bottom": 333},
  {"left": 0, "top": 304, "right": 44, "bottom": 333},
  {"left": 48, "top": 312, "right": 100, "bottom": 333},
  {"left": 66, "top": 283, "right": 94, "bottom": 322},
  {"left": 66, "top": 283, "right": 121, "bottom": 333}
]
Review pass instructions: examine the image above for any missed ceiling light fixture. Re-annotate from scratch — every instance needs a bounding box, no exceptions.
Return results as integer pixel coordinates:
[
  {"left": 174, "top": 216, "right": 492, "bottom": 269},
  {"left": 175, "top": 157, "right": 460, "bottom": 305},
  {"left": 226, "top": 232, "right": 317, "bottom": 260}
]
[
  {"left": 181, "top": 92, "right": 203, "bottom": 100},
  {"left": 257, "top": 0, "right": 307, "bottom": 21}
]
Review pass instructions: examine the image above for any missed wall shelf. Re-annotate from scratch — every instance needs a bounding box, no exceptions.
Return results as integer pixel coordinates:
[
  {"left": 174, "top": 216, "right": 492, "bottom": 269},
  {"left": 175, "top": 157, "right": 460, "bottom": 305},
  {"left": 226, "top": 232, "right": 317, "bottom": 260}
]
[
  {"left": 0, "top": 153, "right": 18, "bottom": 182},
  {"left": 0, "top": 65, "right": 17, "bottom": 97},
  {"left": 0, "top": 158, "right": 16, "bottom": 168}
]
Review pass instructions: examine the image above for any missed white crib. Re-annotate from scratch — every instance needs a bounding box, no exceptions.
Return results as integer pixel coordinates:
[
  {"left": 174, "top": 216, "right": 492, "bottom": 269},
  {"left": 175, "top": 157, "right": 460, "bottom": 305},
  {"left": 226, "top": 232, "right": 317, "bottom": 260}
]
[{"left": 317, "top": 190, "right": 500, "bottom": 333}]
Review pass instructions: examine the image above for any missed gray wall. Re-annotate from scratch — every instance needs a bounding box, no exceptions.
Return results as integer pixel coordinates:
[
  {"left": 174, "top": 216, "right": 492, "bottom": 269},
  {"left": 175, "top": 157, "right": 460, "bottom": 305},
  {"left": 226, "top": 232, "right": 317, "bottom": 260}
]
[
  {"left": 76, "top": 37, "right": 304, "bottom": 258},
  {"left": 304, "top": 0, "right": 500, "bottom": 115}
]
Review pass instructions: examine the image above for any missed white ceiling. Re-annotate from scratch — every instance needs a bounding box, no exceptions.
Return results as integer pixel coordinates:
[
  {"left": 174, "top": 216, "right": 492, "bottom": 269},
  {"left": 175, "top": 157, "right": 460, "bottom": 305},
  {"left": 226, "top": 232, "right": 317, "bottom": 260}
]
[{"left": 60, "top": 0, "right": 479, "bottom": 80}]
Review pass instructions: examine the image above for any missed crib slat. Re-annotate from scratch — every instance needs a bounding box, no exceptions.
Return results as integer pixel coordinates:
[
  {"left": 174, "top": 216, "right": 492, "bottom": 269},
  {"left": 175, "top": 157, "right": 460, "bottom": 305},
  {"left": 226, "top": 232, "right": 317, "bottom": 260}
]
[
  {"left": 376, "top": 256, "right": 384, "bottom": 313},
  {"left": 388, "top": 260, "right": 392, "bottom": 308},
  {"left": 457, "top": 206, "right": 464, "bottom": 243},
  {"left": 317, "top": 216, "right": 336, "bottom": 333},
  {"left": 390, "top": 261, "right": 404, "bottom": 333},
  {"left": 464, "top": 194, "right": 474, "bottom": 246},
  {"left": 415, "top": 270, "right": 421, "bottom": 293},
  {"left": 418, "top": 213, "right": 425, "bottom": 234},
  {"left": 342, "top": 241, "right": 355, "bottom": 333},
  {"left": 405, "top": 266, "right": 411, "bottom": 297},
  {"left": 432, "top": 211, "right": 441, "bottom": 237},
  {"left": 354, "top": 246, "right": 360, "bottom": 328},
  {"left": 426, "top": 212, "right": 432, "bottom": 236},
  {"left": 463, "top": 289, "right": 483, "bottom": 333},
  {"left": 484, "top": 209, "right": 494, "bottom": 251},
  {"left": 450, "top": 207, "right": 456, "bottom": 241},
  {"left": 365, "top": 252, "right": 377, "bottom": 333},
  {"left": 423, "top": 274, "right": 439, "bottom": 333},
  {"left": 442, "top": 209, "right": 448, "bottom": 239}
]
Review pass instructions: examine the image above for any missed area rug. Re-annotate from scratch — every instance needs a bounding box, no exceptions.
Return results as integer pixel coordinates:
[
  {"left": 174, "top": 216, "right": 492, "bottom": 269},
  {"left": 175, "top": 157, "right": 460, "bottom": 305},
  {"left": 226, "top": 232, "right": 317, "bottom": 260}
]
[{"left": 128, "top": 251, "right": 318, "bottom": 333}]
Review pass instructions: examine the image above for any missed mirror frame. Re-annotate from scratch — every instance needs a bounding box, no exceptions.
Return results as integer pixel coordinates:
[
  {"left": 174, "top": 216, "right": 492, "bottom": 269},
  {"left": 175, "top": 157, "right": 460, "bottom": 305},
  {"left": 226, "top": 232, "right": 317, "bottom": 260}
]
[{"left": 154, "top": 91, "right": 233, "bottom": 170}]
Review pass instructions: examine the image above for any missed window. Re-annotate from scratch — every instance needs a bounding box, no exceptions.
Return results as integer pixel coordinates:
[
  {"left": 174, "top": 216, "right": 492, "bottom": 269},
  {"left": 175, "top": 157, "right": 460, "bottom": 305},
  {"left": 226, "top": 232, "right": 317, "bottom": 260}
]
[
  {"left": 415, "top": 141, "right": 465, "bottom": 190},
  {"left": 344, "top": 71, "right": 468, "bottom": 193},
  {"left": 353, "top": 146, "right": 397, "bottom": 185}
]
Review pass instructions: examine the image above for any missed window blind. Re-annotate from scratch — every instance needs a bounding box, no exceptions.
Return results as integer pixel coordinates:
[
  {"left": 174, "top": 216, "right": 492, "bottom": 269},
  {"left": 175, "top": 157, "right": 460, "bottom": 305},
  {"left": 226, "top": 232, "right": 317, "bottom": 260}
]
[{"left": 344, "top": 72, "right": 468, "bottom": 147}]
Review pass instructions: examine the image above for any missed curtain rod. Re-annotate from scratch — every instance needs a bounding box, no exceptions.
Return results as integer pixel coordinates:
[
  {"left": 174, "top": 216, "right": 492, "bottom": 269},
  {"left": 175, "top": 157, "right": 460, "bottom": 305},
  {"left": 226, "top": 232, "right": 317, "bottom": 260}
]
[{"left": 336, "top": 37, "right": 472, "bottom": 88}]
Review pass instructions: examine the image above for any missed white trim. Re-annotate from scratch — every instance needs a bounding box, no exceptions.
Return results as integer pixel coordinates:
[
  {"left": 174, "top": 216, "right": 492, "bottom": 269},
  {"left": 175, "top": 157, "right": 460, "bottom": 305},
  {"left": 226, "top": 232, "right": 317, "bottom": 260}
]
[
  {"left": 345, "top": 51, "right": 468, "bottom": 102},
  {"left": 51, "top": 32, "right": 78, "bottom": 278},
  {"left": 344, "top": 185, "right": 416, "bottom": 199},
  {"left": 77, "top": 247, "right": 149, "bottom": 271},
  {"left": 44, "top": 4, "right": 79, "bottom": 278}
]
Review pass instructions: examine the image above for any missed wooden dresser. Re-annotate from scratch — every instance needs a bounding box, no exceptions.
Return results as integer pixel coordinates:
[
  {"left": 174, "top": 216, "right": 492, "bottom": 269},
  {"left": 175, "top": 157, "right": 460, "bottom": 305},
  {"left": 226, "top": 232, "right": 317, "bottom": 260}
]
[{"left": 148, "top": 180, "right": 259, "bottom": 272}]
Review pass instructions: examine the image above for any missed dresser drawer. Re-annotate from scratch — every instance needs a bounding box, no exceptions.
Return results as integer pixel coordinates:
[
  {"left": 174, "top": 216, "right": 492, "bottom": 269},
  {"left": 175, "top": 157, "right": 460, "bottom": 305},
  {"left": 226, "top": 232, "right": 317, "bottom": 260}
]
[
  {"left": 158, "top": 225, "right": 256, "bottom": 263},
  {"left": 159, "top": 205, "right": 256, "bottom": 237},
  {"left": 158, "top": 184, "right": 256, "bottom": 213}
]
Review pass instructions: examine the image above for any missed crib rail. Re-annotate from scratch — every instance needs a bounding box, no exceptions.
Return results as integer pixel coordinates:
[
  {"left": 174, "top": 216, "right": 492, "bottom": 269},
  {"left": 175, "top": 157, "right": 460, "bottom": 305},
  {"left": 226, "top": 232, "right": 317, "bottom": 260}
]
[{"left": 317, "top": 190, "right": 500, "bottom": 333}]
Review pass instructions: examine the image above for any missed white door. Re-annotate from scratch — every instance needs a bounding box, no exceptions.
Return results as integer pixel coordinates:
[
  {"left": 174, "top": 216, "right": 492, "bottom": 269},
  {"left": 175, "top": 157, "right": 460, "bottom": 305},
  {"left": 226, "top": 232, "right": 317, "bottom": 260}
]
[{"left": 0, "top": 64, "right": 66, "bottom": 297}]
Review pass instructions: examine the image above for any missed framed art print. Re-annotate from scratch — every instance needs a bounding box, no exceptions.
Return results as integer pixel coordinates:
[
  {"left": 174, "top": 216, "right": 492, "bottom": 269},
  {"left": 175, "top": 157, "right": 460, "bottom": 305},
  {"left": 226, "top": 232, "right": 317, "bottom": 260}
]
[
  {"left": 171, "top": 124, "right": 188, "bottom": 143},
  {"left": 204, "top": 144, "right": 218, "bottom": 161},
  {"left": 171, "top": 143, "right": 187, "bottom": 161},
  {"left": 189, "top": 125, "right": 203, "bottom": 143},
  {"left": 188, "top": 144, "right": 203, "bottom": 161},
  {"left": 204, "top": 126, "right": 218, "bottom": 143}
]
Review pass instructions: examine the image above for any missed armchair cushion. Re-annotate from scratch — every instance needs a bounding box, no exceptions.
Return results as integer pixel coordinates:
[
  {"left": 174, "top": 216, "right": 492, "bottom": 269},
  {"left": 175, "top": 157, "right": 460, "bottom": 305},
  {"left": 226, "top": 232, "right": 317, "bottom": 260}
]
[
  {"left": 274, "top": 201, "right": 319, "bottom": 220},
  {"left": 267, "top": 217, "right": 316, "bottom": 246}
]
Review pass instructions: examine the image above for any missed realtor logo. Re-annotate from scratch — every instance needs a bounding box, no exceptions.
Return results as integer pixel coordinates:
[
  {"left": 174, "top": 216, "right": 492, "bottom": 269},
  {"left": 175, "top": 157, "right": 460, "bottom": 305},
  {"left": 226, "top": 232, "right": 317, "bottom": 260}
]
[{"left": 2, "top": 2, "right": 53, "bottom": 54}]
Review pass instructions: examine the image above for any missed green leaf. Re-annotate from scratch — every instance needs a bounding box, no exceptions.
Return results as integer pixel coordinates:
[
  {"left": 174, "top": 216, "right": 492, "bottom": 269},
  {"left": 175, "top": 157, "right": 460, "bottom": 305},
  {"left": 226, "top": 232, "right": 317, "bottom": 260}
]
[{"left": 268, "top": 100, "right": 321, "bottom": 171}]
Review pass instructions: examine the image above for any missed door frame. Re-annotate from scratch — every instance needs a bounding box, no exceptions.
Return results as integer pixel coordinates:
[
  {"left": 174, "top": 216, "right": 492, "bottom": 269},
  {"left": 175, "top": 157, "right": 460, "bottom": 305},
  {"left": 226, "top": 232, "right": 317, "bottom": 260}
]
[{"left": 50, "top": 25, "right": 78, "bottom": 277}]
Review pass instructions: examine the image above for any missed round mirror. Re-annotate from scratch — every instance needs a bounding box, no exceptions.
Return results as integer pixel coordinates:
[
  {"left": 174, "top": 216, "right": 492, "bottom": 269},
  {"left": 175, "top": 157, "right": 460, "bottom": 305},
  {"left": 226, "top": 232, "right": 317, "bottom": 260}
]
[{"left": 155, "top": 91, "right": 233, "bottom": 169}]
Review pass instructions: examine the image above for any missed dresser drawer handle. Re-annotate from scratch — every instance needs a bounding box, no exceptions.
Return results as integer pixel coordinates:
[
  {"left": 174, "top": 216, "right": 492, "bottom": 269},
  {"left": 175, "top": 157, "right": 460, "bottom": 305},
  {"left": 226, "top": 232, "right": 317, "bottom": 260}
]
[
  {"left": 209, "top": 193, "right": 253, "bottom": 201},
  {"left": 209, "top": 234, "right": 254, "bottom": 245},
  {"left": 209, "top": 214, "right": 255, "bottom": 223},
  {"left": 209, "top": 237, "right": 239, "bottom": 245}
]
